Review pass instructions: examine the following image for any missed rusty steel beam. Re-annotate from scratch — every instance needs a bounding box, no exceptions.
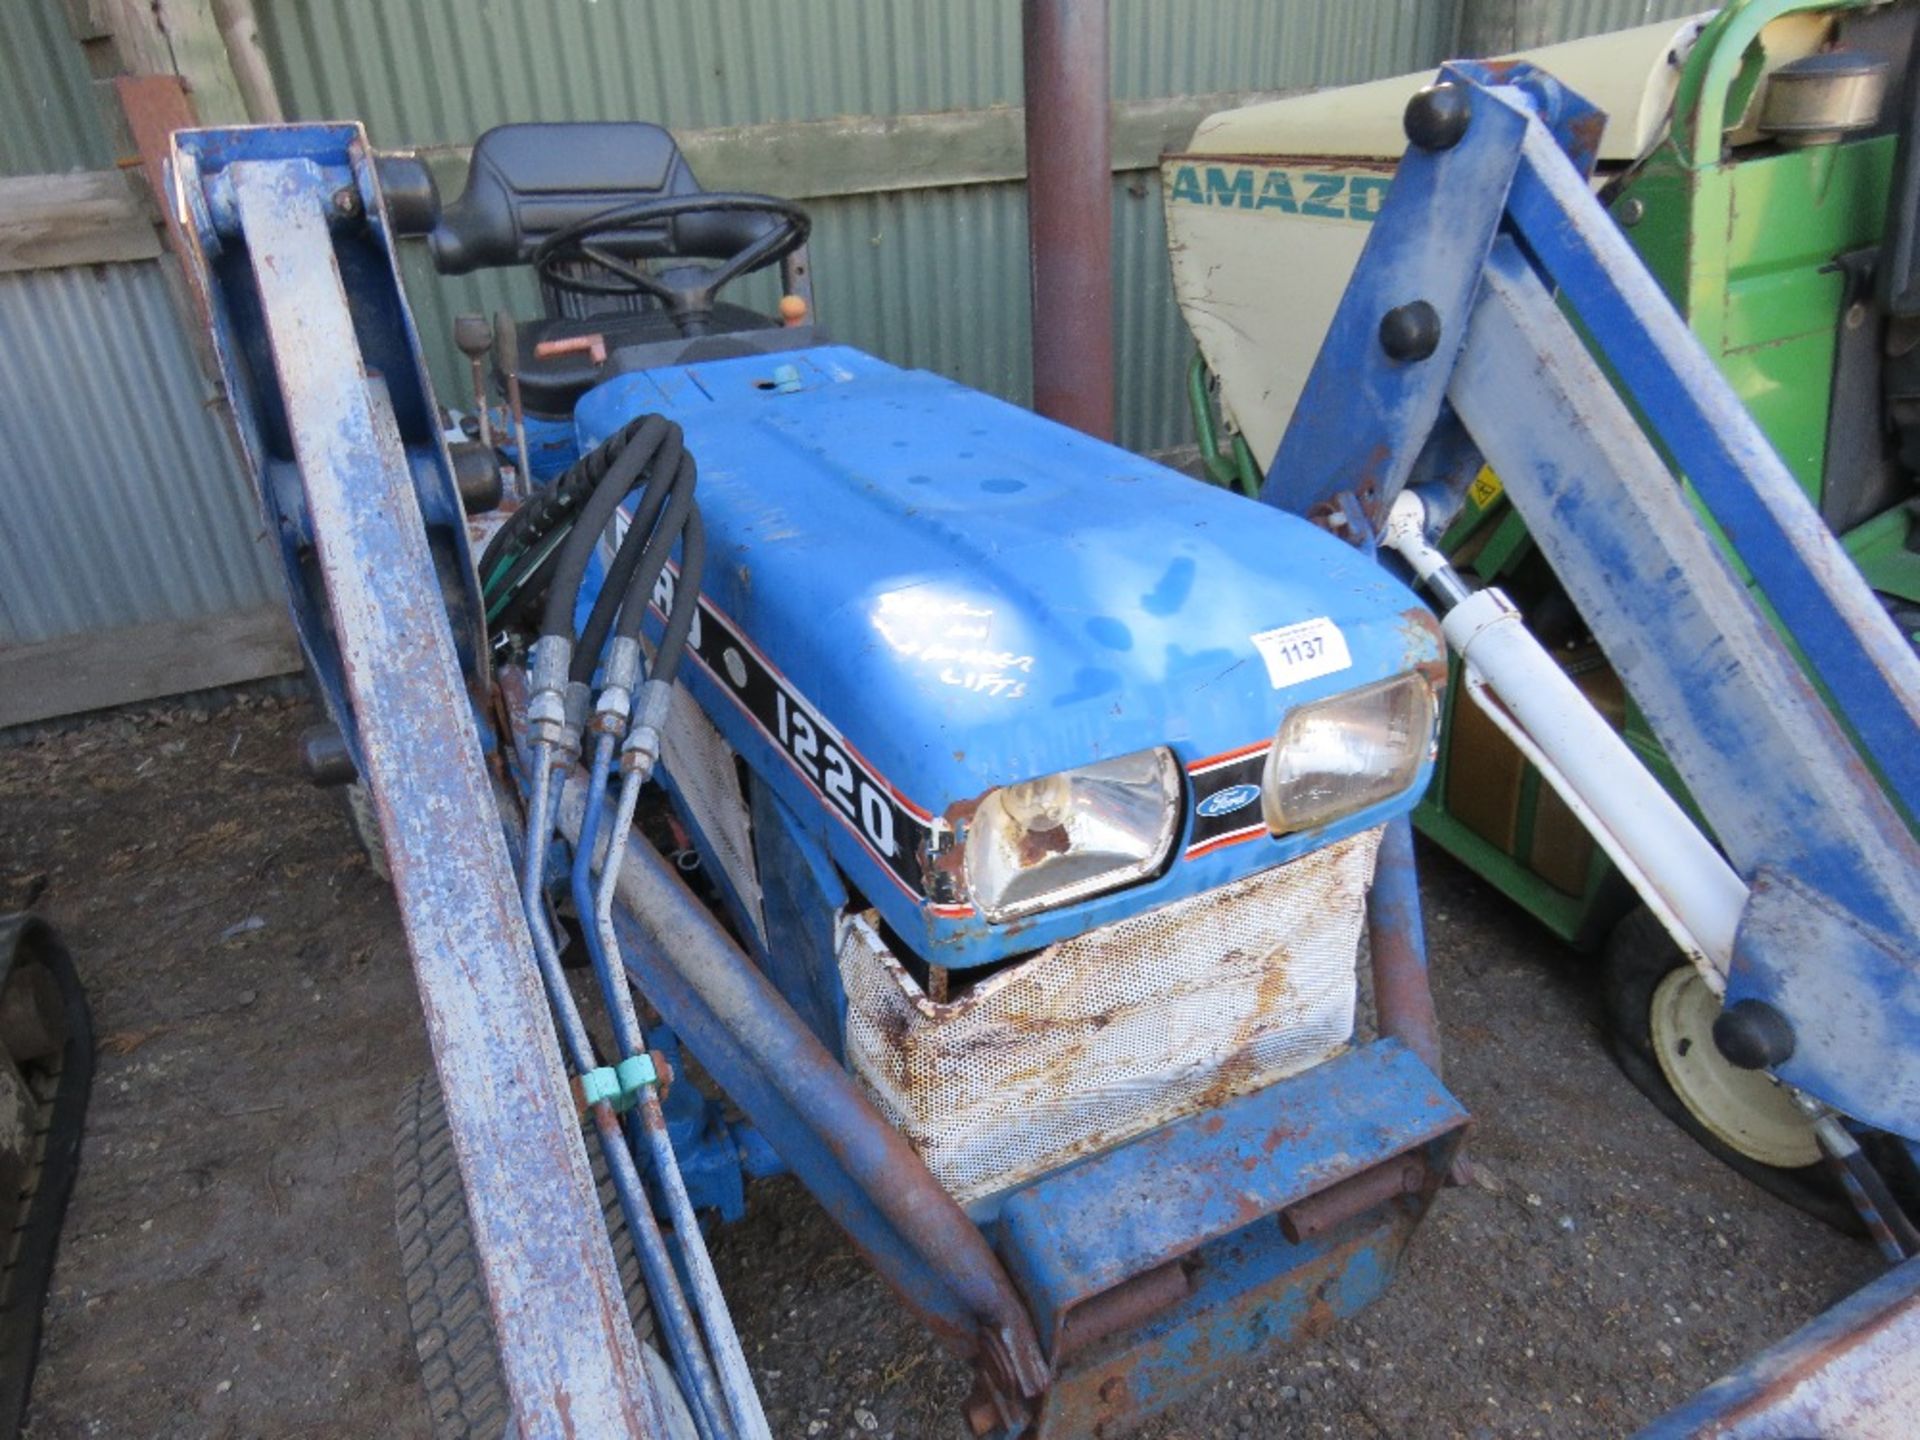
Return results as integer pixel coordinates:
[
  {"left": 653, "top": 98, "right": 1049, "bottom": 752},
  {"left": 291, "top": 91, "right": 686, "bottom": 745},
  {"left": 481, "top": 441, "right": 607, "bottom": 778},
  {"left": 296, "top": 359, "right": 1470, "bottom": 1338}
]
[
  {"left": 1367, "top": 817, "right": 1445, "bottom": 1077},
  {"left": 1022, "top": 0, "right": 1114, "bottom": 440}
]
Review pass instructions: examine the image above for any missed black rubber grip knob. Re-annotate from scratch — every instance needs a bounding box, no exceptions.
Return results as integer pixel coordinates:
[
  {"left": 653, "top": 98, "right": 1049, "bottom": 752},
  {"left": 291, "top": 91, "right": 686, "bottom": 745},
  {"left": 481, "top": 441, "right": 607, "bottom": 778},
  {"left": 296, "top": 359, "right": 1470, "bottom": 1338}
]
[
  {"left": 1713, "top": 998, "right": 1797, "bottom": 1070},
  {"left": 1379, "top": 301, "right": 1442, "bottom": 362},
  {"left": 1404, "top": 83, "right": 1473, "bottom": 151}
]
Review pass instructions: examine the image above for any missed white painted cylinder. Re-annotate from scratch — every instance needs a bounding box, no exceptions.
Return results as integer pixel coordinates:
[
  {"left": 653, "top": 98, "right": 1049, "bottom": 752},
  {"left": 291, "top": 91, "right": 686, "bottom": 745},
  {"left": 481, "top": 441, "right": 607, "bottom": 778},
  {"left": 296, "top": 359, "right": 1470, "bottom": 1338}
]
[
  {"left": 1443, "top": 588, "right": 1748, "bottom": 980},
  {"left": 1381, "top": 493, "right": 1746, "bottom": 982}
]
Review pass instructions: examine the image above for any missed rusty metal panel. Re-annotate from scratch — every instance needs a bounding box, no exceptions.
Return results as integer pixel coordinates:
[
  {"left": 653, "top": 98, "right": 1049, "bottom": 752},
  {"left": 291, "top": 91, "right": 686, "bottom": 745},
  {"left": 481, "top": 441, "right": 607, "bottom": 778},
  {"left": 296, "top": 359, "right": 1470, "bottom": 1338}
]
[
  {"left": 0, "top": 0, "right": 112, "bottom": 176},
  {"left": 0, "top": 263, "right": 280, "bottom": 649},
  {"left": 840, "top": 827, "right": 1385, "bottom": 1202}
]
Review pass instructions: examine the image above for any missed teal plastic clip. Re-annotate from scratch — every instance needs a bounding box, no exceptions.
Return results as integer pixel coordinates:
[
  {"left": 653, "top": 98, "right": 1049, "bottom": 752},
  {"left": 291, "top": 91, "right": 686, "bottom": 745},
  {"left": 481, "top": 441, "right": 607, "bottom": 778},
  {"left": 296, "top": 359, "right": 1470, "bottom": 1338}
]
[
  {"left": 580, "top": 1066, "right": 622, "bottom": 1110},
  {"left": 615, "top": 1053, "right": 658, "bottom": 1107},
  {"left": 578, "top": 1054, "right": 658, "bottom": 1114}
]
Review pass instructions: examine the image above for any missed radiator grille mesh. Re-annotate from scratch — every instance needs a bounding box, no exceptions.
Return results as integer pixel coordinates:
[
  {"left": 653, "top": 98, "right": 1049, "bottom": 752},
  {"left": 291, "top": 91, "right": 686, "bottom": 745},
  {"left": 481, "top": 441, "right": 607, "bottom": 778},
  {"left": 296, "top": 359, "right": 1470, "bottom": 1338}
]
[{"left": 837, "top": 827, "right": 1383, "bottom": 1202}]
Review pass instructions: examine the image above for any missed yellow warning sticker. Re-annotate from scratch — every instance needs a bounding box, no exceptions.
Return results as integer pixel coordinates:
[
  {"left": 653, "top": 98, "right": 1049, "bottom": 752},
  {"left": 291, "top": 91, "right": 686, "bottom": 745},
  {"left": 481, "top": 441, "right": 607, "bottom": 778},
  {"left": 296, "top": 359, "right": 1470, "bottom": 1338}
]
[{"left": 1468, "top": 467, "right": 1504, "bottom": 511}]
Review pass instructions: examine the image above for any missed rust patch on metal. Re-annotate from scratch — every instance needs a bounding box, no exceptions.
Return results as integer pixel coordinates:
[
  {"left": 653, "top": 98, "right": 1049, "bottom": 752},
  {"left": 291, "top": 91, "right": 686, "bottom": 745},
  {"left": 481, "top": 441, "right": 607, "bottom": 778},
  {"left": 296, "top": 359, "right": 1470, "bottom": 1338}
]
[
  {"left": 1055, "top": 1262, "right": 1192, "bottom": 1364},
  {"left": 840, "top": 831, "right": 1383, "bottom": 1201},
  {"left": 1032, "top": 1221, "right": 1417, "bottom": 1439},
  {"left": 1567, "top": 109, "right": 1607, "bottom": 164},
  {"left": 1399, "top": 604, "right": 1448, "bottom": 692},
  {"left": 1279, "top": 1153, "right": 1426, "bottom": 1243}
]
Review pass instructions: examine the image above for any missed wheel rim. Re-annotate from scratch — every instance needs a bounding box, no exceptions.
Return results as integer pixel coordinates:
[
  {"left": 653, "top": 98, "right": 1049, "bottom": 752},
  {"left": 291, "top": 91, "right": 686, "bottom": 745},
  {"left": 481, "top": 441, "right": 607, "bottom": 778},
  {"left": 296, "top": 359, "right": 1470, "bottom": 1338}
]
[{"left": 1649, "top": 966, "right": 1821, "bottom": 1169}]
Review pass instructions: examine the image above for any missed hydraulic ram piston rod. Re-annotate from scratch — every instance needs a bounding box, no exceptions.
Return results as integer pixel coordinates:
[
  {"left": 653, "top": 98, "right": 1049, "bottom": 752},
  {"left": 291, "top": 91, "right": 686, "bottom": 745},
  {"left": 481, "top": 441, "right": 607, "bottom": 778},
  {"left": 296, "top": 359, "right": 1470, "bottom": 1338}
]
[{"left": 1381, "top": 492, "right": 1748, "bottom": 986}]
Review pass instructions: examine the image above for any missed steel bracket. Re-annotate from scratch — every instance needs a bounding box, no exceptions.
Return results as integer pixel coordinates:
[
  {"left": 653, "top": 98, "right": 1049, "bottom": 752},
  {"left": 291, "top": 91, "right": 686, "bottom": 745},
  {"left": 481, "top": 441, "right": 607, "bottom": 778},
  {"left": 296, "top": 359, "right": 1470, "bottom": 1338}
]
[{"left": 1731, "top": 869, "right": 1920, "bottom": 1140}]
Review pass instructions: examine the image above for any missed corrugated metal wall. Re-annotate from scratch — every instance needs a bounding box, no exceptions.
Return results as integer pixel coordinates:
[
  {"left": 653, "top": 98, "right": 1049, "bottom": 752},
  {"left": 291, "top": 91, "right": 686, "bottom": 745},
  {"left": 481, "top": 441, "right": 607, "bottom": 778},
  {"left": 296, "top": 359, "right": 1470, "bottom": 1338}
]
[
  {"left": 258, "top": 1, "right": 1458, "bottom": 132},
  {"left": 0, "top": 267, "right": 280, "bottom": 645},
  {"left": 0, "top": 1, "right": 277, "bottom": 651},
  {"left": 257, "top": 0, "right": 1459, "bottom": 454},
  {"left": 0, "top": 0, "right": 111, "bottom": 175},
  {"left": 1533, "top": 1, "right": 1712, "bottom": 45}
]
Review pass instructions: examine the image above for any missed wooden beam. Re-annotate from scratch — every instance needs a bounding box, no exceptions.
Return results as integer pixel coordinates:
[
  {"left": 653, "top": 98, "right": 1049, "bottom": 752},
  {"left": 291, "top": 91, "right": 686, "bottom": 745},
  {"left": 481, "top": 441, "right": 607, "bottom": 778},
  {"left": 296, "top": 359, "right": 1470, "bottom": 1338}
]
[
  {"left": 417, "top": 88, "right": 1290, "bottom": 203},
  {"left": 114, "top": 74, "right": 197, "bottom": 230},
  {"left": 83, "top": 0, "right": 251, "bottom": 124},
  {"left": 0, "top": 606, "right": 299, "bottom": 729},
  {"left": 1, "top": 88, "right": 1293, "bottom": 276},
  {"left": 209, "top": 0, "right": 283, "bottom": 122},
  {"left": 0, "top": 171, "right": 161, "bottom": 274}
]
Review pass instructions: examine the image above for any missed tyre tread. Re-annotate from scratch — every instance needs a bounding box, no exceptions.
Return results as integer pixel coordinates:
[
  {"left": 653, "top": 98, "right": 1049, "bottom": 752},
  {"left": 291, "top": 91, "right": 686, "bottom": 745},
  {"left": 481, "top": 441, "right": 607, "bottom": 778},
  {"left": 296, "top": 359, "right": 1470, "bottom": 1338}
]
[{"left": 392, "top": 1074, "right": 654, "bottom": 1438}]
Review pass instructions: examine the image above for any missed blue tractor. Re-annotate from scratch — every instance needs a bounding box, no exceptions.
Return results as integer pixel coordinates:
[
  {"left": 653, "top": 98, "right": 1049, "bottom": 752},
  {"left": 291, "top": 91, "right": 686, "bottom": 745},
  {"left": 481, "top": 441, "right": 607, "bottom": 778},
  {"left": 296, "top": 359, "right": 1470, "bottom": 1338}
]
[
  {"left": 168, "top": 54, "right": 1920, "bottom": 1440},
  {"left": 171, "top": 119, "right": 1465, "bottom": 1438}
]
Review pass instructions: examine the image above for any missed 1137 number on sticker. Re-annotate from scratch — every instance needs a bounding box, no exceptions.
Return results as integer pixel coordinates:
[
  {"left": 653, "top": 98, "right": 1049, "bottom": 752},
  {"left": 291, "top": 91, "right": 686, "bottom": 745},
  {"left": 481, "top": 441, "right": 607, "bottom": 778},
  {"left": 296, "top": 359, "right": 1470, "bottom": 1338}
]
[{"left": 1250, "top": 617, "right": 1352, "bottom": 689}]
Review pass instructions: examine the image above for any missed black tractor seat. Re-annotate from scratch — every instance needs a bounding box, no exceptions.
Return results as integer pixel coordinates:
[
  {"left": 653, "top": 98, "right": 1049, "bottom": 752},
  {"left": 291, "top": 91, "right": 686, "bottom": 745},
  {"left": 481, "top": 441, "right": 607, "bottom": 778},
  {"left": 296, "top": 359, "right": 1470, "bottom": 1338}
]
[{"left": 373, "top": 121, "right": 818, "bottom": 415}]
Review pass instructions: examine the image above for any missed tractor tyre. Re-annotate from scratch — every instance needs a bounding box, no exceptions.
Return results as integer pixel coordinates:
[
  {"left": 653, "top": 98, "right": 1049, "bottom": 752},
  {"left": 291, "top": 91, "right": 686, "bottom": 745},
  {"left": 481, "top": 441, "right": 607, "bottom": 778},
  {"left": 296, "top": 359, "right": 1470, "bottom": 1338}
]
[
  {"left": 392, "top": 1075, "right": 697, "bottom": 1439},
  {"left": 1600, "top": 904, "right": 1917, "bottom": 1234}
]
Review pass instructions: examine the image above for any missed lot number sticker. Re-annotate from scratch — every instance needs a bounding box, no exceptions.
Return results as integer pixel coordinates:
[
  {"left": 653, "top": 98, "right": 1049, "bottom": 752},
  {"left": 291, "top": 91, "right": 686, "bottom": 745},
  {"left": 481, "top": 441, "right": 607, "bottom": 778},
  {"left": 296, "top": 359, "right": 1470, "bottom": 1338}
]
[{"left": 1250, "top": 618, "right": 1352, "bottom": 689}]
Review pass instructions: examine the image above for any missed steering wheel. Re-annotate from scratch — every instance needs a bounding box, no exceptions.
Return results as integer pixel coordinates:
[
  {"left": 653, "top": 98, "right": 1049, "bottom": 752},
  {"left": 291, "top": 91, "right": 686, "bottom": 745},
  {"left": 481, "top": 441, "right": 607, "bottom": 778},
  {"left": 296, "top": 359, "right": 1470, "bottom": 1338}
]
[{"left": 532, "top": 193, "right": 810, "bottom": 335}]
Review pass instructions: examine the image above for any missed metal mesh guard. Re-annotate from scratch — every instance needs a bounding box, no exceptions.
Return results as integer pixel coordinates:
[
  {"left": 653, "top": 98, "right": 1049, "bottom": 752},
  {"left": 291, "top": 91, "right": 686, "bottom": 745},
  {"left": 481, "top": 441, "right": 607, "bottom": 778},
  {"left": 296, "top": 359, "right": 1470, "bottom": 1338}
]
[{"left": 837, "top": 827, "right": 1385, "bottom": 1203}]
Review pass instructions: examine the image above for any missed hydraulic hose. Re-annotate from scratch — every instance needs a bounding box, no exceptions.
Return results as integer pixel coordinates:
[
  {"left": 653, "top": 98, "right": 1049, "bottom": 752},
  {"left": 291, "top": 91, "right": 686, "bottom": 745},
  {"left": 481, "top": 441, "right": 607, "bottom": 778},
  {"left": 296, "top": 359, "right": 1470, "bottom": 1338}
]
[
  {"left": 512, "top": 414, "right": 759, "bottom": 1435},
  {"left": 636, "top": 1087, "right": 770, "bottom": 1440},
  {"left": 479, "top": 414, "right": 661, "bottom": 590},
  {"left": 573, "top": 514, "right": 707, "bottom": 1064},
  {"left": 539, "top": 424, "right": 667, "bottom": 640},
  {"left": 570, "top": 518, "right": 768, "bottom": 1439},
  {"left": 485, "top": 418, "right": 669, "bottom": 634},
  {"left": 572, "top": 734, "right": 640, "bottom": 1057},
  {"left": 515, "top": 752, "right": 735, "bottom": 1440},
  {"left": 571, "top": 428, "right": 687, "bottom": 682},
  {"left": 592, "top": 1104, "right": 734, "bottom": 1440},
  {"left": 485, "top": 417, "right": 670, "bottom": 633},
  {"left": 620, "top": 492, "right": 702, "bottom": 676},
  {"left": 518, "top": 756, "right": 597, "bottom": 1069}
]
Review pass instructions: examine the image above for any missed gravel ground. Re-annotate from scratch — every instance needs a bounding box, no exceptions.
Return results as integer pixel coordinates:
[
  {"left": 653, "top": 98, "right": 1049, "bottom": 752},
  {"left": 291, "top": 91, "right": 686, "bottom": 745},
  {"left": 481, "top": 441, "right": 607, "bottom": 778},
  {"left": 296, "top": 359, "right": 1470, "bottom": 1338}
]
[{"left": 0, "top": 693, "right": 1882, "bottom": 1439}]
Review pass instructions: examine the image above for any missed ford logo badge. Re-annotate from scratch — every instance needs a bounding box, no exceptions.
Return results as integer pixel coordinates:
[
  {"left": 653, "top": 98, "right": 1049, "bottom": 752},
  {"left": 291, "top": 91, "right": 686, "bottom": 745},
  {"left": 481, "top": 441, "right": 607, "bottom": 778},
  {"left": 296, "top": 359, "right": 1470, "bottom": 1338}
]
[{"left": 1197, "top": 783, "right": 1261, "bottom": 819}]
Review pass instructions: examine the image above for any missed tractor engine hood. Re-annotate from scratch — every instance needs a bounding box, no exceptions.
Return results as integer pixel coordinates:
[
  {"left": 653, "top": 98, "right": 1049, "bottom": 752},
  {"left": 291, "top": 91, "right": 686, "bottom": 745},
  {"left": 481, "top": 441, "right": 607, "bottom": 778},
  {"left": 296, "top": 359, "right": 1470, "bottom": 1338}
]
[{"left": 575, "top": 346, "right": 1441, "bottom": 965}]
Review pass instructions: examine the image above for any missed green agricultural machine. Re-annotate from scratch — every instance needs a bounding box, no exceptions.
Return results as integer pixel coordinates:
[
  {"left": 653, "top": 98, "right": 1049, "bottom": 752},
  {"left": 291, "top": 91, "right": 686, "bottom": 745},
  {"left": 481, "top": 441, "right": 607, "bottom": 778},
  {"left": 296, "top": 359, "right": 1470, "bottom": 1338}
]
[{"left": 1167, "top": 0, "right": 1920, "bottom": 1222}]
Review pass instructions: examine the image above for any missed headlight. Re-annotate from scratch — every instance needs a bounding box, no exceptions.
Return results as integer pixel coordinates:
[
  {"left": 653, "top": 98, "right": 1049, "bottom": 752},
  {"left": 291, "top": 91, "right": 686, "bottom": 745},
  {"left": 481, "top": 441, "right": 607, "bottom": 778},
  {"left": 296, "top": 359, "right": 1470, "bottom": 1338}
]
[
  {"left": 1262, "top": 672, "right": 1434, "bottom": 836},
  {"left": 965, "top": 748, "right": 1180, "bottom": 922}
]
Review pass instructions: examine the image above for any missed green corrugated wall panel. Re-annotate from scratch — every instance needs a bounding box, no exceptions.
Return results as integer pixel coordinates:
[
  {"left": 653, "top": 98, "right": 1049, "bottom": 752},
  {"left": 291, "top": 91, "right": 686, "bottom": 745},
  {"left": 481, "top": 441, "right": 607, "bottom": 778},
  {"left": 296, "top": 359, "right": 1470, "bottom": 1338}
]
[
  {"left": 1528, "top": 1, "right": 1712, "bottom": 45},
  {"left": 258, "top": 1, "right": 1458, "bottom": 454},
  {"left": 1, "top": 0, "right": 113, "bottom": 176}
]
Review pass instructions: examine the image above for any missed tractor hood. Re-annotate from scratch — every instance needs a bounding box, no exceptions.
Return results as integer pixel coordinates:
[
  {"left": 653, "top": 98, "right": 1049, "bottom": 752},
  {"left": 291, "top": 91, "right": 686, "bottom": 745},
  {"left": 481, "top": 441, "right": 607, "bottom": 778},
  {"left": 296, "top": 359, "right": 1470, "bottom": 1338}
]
[{"left": 575, "top": 346, "right": 1440, "bottom": 962}]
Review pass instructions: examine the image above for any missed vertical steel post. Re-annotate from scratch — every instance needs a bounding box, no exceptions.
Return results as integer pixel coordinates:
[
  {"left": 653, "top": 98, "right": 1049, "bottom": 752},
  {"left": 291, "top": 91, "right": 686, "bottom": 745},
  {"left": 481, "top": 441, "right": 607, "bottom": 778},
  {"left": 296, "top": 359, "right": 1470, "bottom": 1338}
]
[
  {"left": 1367, "top": 817, "right": 1444, "bottom": 1077},
  {"left": 1022, "top": 0, "right": 1114, "bottom": 440}
]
